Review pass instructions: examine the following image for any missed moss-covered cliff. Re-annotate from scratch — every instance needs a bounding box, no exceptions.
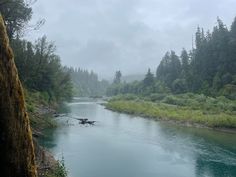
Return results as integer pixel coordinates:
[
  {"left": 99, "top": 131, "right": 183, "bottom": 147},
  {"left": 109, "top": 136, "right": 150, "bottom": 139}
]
[{"left": 0, "top": 15, "right": 37, "bottom": 177}]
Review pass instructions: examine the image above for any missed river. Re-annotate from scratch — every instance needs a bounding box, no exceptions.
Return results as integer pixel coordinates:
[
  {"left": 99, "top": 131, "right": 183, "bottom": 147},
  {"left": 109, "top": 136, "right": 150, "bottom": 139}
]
[{"left": 39, "top": 98, "right": 236, "bottom": 177}]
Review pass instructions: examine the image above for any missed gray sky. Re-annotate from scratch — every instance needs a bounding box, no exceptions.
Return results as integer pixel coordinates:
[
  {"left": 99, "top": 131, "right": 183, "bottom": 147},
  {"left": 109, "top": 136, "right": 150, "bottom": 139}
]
[{"left": 27, "top": 0, "right": 236, "bottom": 79}]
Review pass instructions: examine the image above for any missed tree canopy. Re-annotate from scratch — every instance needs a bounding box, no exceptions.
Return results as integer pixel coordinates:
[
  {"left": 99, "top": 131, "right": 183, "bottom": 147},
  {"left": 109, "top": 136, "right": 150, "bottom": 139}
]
[
  {"left": 68, "top": 68, "right": 109, "bottom": 97},
  {"left": 0, "top": 0, "right": 33, "bottom": 38},
  {"left": 106, "top": 17, "right": 236, "bottom": 100},
  {"left": 12, "top": 36, "right": 73, "bottom": 102}
]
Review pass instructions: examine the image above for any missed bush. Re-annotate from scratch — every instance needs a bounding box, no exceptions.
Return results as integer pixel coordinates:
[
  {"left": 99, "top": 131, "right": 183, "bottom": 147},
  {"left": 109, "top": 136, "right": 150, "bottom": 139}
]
[
  {"left": 26, "top": 104, "right": 35, "bottom": 112},
  {"left": 46, "top": 157, "right": 68, "bottom": 177},
  {"left": 148, "top": 93, "right": 166, "bottom": 102},
  {"left": 172, "top": 79, "right": 187, "bottom": 93},
  {"left": 221, "top": 84, "right": 236, "bottom": 100},
  {"left": 195, "top": 94, "right": 207, "bottom": 103},
  {"left": 162, "top": 95, "right": 186, "bottom": 106},
  {"left": 54, "top": 158, "right": 68, "bottom": 177},
  {"left": 106, "top": 99, "right": 236, "bottom": 128}
]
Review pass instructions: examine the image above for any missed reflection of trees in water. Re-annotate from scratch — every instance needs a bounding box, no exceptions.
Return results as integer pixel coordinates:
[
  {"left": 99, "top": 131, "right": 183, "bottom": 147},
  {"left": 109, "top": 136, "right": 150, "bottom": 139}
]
[{"left": 195, "top": 154, "right": 236, "bottom": 177}]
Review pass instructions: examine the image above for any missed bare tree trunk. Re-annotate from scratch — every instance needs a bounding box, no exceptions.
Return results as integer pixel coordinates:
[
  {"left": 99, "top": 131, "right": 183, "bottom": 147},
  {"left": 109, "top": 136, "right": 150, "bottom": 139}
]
[{"left": 0, "top": 15, "right": 37, "bottom": 177}]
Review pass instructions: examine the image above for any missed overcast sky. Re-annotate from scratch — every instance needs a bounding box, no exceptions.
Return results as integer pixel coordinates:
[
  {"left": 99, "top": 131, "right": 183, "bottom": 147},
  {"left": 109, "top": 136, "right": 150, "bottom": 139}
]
[{"left": 27, "top": 0, "right": 236, "bottom": 79}]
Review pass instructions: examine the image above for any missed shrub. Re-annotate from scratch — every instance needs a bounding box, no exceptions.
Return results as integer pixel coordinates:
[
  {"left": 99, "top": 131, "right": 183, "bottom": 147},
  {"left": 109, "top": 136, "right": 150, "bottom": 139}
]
[
  {"left": 195, "top": 94, "right": 207, "bottom": 103},
  {"left": 149, "top": 93, "right": 167, "bottom": 102},
  {"left": 162, "top": 95, "right": 186, "bottom": 106}
]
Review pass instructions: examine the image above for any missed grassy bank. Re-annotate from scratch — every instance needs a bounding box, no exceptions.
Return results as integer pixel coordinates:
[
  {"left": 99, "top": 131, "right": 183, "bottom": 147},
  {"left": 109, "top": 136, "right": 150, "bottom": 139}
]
[
  {"left": 24, "top": 90, "right": 68, "bottom": 177},
  {"left": 105, "top": 94, "right": 236, "bottom": 129},
  {"left": 24, "top": 90, "right": 58, "bottom": 130}
]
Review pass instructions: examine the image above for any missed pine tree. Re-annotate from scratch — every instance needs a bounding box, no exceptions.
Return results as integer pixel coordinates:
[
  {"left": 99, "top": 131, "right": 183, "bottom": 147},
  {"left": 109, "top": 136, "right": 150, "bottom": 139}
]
[
  {"left": 143, "top": 68, "right": 154, "bottom": 87},
  {"left": 113, "top": 71, "right": 122, "bottom": 84}
]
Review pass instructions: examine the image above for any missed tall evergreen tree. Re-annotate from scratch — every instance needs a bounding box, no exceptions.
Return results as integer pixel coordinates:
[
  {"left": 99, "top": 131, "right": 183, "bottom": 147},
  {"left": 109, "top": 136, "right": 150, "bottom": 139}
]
[
  {"left": 113, "top": 71, "right": 122, "bottom": 84},
  {"left": 143, "top": 68, "right": 154, "bottom": 87},
  {"left": 156, "top": 51, "right": 181, "bottom": 89},
  {"left": 180, "top": 49, "right": 189, "bottom": 77}
]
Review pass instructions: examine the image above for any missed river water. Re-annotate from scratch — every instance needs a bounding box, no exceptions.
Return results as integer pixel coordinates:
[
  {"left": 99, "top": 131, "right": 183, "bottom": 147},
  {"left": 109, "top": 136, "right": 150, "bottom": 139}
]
[{"left": 39, "top": 98, "right": 236, "bottom": 177}]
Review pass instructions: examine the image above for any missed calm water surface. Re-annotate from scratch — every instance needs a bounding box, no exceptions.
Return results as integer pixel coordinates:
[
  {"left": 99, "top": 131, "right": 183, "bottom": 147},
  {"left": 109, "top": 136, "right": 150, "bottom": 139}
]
[{"left": 40, "top": 99, "right": 236, "bottom": 177}]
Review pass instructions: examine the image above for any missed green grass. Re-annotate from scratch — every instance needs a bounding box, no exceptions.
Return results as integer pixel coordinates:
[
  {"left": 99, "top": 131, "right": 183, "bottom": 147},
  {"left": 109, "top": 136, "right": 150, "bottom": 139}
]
[
  {"left": 106, "top": 94, "right": 236, "bottom": 129},
  {"left": 24, "top": 89, "right": 58, "bottom": 130}
]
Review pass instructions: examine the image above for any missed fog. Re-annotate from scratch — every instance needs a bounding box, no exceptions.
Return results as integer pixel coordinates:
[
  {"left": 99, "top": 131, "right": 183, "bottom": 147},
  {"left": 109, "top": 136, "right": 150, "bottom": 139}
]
[{"left": 27, "top": 0, "right": 236, "bottom": 79}]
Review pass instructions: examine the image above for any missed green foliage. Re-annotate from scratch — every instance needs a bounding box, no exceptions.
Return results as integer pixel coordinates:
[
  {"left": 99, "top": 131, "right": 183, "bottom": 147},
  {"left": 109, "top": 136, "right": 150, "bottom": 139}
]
[
  {"left": 68, "top": 67, "right": 109, "bottom": 97},
  {"left": 162, "top": 95, "right": 185, "bottom": 106},
  {"left": 180, "top": 49, "right": 190, "bottom": 78},
  {"left": 107, "top": 69, "right": 158, "bottom": 96},
  {"left": 172, "top": 79, "right": 187, "bottom": 94},
  {"left": 148, "top": 93, "right": 166, "bottom": 102},
  {"left": 46, "top": 157, "right": 68, "bottom": 177},
  {"left": 189, "top": 18, "right": 235, "bottom": 93},
  {"left": 220, "top": 84, "right": 236, "bottom": 100},
  {"left": 143, "top": 68, "right": 154, "bottom": 87},
  {"left": 106, "top": 94, "right": 236, "bottom": 128},
  {"left": 106, "top": 17, "right": 236, "bottom": 99},
  {"left": 0, "top": 0, "right": 32, "bottom": 38},
  {"left": 24, "top": 90, "right": 58, "bottom": 129},
  {"left": 156, "top": 51, "right": 182, "bottom": 89},
  {"left": 110, "top": 94, "right": 140, "bottom": 101},
  {"left": 113, "top": 71, "right": 122, "bottom": 84},
  {"left": 12, "top": 36, "right": 73, "bottom": 103},
  {"left": 53, "top": 158, "right": 68, "bottom": 177}
]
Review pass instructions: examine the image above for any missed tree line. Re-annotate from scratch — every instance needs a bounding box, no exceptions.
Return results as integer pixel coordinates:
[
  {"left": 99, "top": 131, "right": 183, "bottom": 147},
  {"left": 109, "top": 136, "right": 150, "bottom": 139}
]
[
  {"left": 1, "top": 0, "right": 72, "bottom": 103},
  {"left": 1, "top": 0, "right": 111, "bottom": 100},
  {"left": 107, "top": 17, "right": 236, "bottom": 99},
  {"left": 12, "top": 36, "right": 73, "bottom": 102},
  {"left": 67, "top": 67, "right": 109, "bottom": 97}
]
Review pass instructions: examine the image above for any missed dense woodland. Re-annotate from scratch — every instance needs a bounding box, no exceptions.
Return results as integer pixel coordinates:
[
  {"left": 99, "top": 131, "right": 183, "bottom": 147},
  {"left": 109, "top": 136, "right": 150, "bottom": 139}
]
[
  {"left": 67, "top": 67, "right": 109, "bottom": 97},
  {"left": 12, "top": 36, "right": 73, "bottom": 102},
  {"left": 107, "top": 17, "right": 236, "bottom": 100},
  {"left": 0, "top": 0, "right": 73, "bottom": 104},
  {"left": 1, "top": 0, "right": 112, "bottom": 104}
]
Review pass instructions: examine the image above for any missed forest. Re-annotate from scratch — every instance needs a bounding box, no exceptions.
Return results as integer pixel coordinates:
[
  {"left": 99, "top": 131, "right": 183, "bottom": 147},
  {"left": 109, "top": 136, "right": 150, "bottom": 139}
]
[
  {"left": 107, "top": 17, "right": 236, "bottom": 99},
  {"left": 0, "top": 0, "right": 73, "bottom": 105},
  {"left": 0, "top": 0, "right": 108, "bottom": 104},
  {"left": 68, "top": 67, "right": 109, "bottom": 97},
  {"left": 106, "top": 17, "right": 236, "bottom": 129}
]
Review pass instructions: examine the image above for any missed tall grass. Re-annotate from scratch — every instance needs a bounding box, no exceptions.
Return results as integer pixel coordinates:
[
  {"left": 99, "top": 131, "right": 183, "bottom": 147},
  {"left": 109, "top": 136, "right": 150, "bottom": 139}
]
[{"left": 106, "top": 94, "right": 236, "bottom": 128}]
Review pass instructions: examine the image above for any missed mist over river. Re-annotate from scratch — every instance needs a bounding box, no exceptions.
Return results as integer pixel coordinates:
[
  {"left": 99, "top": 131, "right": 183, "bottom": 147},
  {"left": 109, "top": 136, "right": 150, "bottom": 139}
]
[{"left": 39, "top": 98, "right": 236, "bottom": 177}]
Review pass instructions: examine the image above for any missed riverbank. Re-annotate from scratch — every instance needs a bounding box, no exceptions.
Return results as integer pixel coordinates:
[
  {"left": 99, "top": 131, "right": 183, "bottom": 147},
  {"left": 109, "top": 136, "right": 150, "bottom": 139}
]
[
  {"left": 25, "top": 90, "right": 68, "bottom": 177},
  {"left": 25, "top": 90, "right": 59, "bottom": 131},
  {"left": 105, "top": 94, "right": 236, "bottom": 131},
  {"left": 41, "top": 98, "right": 236, "bottom": 177}
]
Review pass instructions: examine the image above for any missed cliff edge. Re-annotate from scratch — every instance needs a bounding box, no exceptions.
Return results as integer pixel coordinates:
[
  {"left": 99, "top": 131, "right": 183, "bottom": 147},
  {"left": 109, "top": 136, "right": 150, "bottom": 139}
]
[{"left": 0, "top": 15, "right": 37, "bottom": 177}]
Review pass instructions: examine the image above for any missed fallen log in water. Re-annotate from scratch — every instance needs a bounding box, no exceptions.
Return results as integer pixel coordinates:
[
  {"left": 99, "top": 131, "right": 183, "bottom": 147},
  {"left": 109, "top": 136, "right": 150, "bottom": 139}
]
[
  {"left": 54, "top": 114, "right": 96, "bottom": 125},
  {"left": 78, "top": 119, "right": 96, "bottom": 125}
]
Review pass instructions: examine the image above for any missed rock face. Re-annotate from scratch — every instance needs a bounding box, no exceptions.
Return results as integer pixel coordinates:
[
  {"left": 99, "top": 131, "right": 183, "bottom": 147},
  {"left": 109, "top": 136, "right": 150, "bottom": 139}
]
[{"left": 0, "top": 15, "right": 37, "bottom": 177}]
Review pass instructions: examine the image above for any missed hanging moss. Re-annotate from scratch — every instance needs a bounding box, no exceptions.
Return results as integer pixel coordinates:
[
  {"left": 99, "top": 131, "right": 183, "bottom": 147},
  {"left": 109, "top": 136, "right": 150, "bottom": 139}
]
[{"left": 0, "top": 15, "right": 37, "bottom": 177}]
